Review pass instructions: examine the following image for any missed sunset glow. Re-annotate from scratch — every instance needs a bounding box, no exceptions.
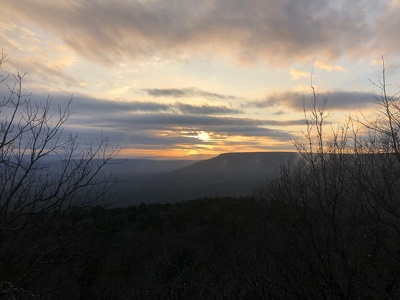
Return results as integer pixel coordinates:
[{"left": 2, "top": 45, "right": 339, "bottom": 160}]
[{"left": 1, "top": 1, "right": 400, "bottom": 158}]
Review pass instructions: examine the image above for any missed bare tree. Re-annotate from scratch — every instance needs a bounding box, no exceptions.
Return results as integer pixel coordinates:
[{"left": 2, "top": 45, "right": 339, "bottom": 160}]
[
  {"left": 256, "top": 60, "right": 400, "bottom": 298},
  {"left": 0, "top": 51, "right": 119, "bottom": 298}
]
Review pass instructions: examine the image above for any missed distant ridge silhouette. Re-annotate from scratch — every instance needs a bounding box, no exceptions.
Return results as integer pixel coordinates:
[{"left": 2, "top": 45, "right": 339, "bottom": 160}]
[{"left": 117, "top": 152, "right": 298, "bottom": 205}]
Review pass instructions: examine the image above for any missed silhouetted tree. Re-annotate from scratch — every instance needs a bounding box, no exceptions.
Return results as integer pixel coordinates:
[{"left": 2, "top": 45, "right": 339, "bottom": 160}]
[
  {"left": 0, "top": 51, "right": 119, "bottom": 298},
  {"left": 256, "top": 58, "right": 400, "bottom": 298}
]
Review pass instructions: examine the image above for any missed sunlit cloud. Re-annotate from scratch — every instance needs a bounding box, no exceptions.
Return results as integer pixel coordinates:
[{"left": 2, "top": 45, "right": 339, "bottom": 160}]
[
  {"left": 2, "top": 0, "right": 399, "bottom": 66},
  {"left": 8, "top": 56, "right": 85, "bottom": 90},
  {"left": 197, "top": 131, "right": 211, "bottom": 141},
  {"left": 293, "top": 85, "right": 313, "bottom": 93},
  {"left": 290, "top": 69, "right": 310, "bottom": 80},
  {"left": 190, "top": 131, "right": 211, "bottom": 142},
  {"left": 371, "top": 58, "right": 383, "bottom": 66},
  {"left": 315, "top": 61, "right": 348, "bottom": 72},
  {"left": 389, "top": 0, "right": 400, "bottom": 6},
  {"left": 0, "top": 31, "right": 83, "bottom": 91}
]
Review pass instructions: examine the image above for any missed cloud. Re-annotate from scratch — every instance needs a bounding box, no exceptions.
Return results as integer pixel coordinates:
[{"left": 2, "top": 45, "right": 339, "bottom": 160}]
[
  {"left": 6, "top": 56, "right": 84, "bottom": 90},
  {"left": 290, "top": 69, "right": 310, "bottom": 80},
  {"left": 1, "top": 0, "right": 397, "bottom": 66},
  {"left": 68, "top": 111, "right": 301, "bottom": 144},
  {"left": 0, "top": 25, "right": 84, "bottom": 91},
  {"left": 8, "top": 91, "right": 298, "bottom": 153},
  {"left": 248, "top": 90, "right": 378, "bottom": 111},
  {"left": 73, "top": 97, "right": 170, "bottom": 114},
  {"left": 32, "top": 94, "right": 240, "bottom": 116},
  {"left": 315, "top": 61, "right": 348, "bottom": 72},
  {"left": 65, "top": 111, "right": 301, "bottom": 154},
  {"left": 82, "top": 113, "right": 301, "bottom": 130},
  {"left": 174, "top": 102, "right": 240, "bottom": 115},
  {"left": 143, "top": 88, "right": 237, "bottom": 100}
]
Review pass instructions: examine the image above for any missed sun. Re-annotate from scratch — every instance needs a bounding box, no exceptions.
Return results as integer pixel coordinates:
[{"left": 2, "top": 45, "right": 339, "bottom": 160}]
[{"left": 197, "top": 131, "right": 210, "bottom": 141}]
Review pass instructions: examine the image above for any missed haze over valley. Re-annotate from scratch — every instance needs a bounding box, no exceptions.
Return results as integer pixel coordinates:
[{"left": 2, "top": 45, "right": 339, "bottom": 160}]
[{"left": 110, "top": 152, "right": 298, "bottom": 205}]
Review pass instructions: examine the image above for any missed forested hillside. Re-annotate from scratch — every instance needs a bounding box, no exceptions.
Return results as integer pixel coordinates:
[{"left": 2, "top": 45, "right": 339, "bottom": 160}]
[{"left": 4, "top": 194, "right": 400, "bottom": 299}]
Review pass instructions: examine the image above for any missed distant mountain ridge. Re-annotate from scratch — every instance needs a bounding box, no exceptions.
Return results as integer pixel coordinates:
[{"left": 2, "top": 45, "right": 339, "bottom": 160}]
[
  {"left": 172, "top": 152, "right": 298, "bottom": 178},
  {"left": 116, "top": 152, "right": 298, "bottom": 206},
  {"left": 102, "top": 159, "right": 196, "bottom": 176}
]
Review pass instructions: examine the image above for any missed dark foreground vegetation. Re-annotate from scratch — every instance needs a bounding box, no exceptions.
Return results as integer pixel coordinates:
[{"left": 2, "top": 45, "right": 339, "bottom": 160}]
[
  {"left": 3, "top": 189, "right": 400, "bottom": 299},
  {"left": 1, "top": 196, "right": 309, "bottom": 298},
  {"left": 2, "top": 52, "right": 400, "bottom": 299}
]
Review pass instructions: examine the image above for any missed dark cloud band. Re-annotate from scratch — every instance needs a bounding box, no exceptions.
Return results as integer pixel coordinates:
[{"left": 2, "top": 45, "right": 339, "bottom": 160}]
[
  {"left": 143, "top": 88, "right": 237, "bottom": 100},
  {"left": 248, "top": 91, "right": 378, "bottom": 111}
]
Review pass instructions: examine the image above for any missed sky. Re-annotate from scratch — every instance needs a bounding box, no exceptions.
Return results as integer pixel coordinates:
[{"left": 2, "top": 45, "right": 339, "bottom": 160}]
[{"left": 1, "top": 0, "right": 400, "bottom": 159}]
